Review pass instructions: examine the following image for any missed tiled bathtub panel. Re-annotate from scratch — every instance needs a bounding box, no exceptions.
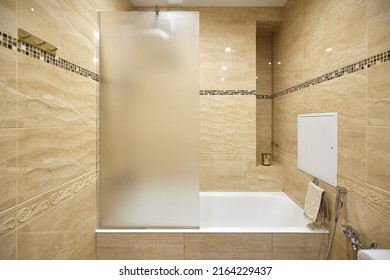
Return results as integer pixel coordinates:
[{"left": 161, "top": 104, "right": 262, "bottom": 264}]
[
  {"left": 96, "top": 233, "right": 185, "bottom": 260},
  {"left": 184, "top": 233, "right": 272, "bottom": 260},
  {"left": 0, "top": 129, "right": 17, "bottom": 212},
  {"left": 17, "top": 186, "right": 96, "bottom": 260},
  {"left": 18, "top": 126, "right": 96, "bottom": 202},
  {"left": 18, "top": 55, "right": 96, "bottom": 127},
  {"left": 272, "top": 233, "right": 328, "bottom": 260}
]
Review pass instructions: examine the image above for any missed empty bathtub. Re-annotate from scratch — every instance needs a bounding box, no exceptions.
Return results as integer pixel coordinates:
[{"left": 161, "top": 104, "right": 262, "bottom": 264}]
[{"left": 96, "top": 192, "right": 328, "bottom": 259}]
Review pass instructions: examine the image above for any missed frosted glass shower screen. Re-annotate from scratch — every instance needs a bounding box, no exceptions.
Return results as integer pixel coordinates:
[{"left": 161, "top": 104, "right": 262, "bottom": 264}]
[{"left": 99, "top": 12, "right": 199, "bottom": 228}]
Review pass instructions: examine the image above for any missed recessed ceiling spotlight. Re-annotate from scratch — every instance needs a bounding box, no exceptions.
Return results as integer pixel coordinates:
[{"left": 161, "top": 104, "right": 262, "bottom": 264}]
[
  {"left": 277, "top": 61, "right": 281, "bottom": 65},
  {"left": 221, "top": 77, "right": 225, "bottom": 81},
  {"left": 256, "top": 76, "right": 259, "bottom": 79},
  {"left": 225, "top": 47, "right": 232, "bottom": 52},
  {"left": 326, "top": 47, "right": 333, "bottom": 52},
  {"left": 31, "top": 7, "right": 34, "bottom": 12},
  {"left": 222, "top": 66, "right": 227, "bottom": 71},
  {"left": 268, "top": 62, "right": 272, "bottom": 65}
]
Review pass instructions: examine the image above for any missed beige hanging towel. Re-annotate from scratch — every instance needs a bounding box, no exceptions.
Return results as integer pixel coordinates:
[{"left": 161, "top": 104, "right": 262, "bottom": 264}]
[{"left": 304, "top": 181, "right": 325, "bottom": 222}]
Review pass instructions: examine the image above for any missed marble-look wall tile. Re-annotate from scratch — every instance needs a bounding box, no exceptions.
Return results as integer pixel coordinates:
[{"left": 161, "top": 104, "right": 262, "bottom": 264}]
[
  {"left": 272, "top": 122, "right": 297, "bottom": 156},
  {"left": 97, "top": 233, "right": 184, "bottom": 260},
  {"left": 322, "top": 2, "right": 366, "bottom": 72},
  {"left": 196, "top": 8, "right": 257, "bottom": 90},
  {"left": 0, "top": 45, "right": 16, "bottom": 89},
  {"left": 0, "top": 48, "right": 17, "bottom": 128},
  {"left": 367, "top": 126, "right": 390, "bottom": 192},
  {"left": 367, "top": 62, "right": 390, "bottom": 126},
  {"left": 0, "top": 0, "right": 17, "bottom": 36},
  {"left": 95, "top": 0, "right": 134, "bottom": 11},
  {"left": 200, "top": 96, "right": 248, "bottom": 125},
  {"left": 17, "top": 186, "right": 96, "bottom": 259},
  {"left": 18, "top": 55, "right": 96, "bottom": 127},
  {"left": 303, "top": 72, "right": 367, "bottom": 126},
  {"left": 273, "top": 48, "right": 303, "bottom": 92},
  {"left": 367, "top": 0, "right": 390, "bottom": 56},
  {"left": 17, "top": 0, "right": 62, "bottom": 51},
  {"left": 185, "top": 233, "right": 272, "bottom": 260},
  {"left": 0, "top": 129, "right": 17, "bottom": 212},
  {"left": 248, "top": 161, "right": 284, "bottom": 191},
  {"left": 200, "top": 159, "right": 248, "bottom": 191},
  {"left": 0, "top": 231, "right": 17, "bottom": 260},
  {"left": 256, "top": 99, "right": 272, "bottom": 155},
  {"left": 18, "top": 126, "right": 96, "bottom": 202},
  {"left": 200, "top": 124, "right": 249, "bottom": 153},
  {"left": 338, "top": 125, "right": 367, "bottom": 182},
  {"left": 199, "top": 8, "right": 248, "bottom": 34},
  {"left": 256, "top": 34, "right": 272, "bottom": 95},
  {"left": 65, "top": 232, "right": 96, "bottom": 260}
]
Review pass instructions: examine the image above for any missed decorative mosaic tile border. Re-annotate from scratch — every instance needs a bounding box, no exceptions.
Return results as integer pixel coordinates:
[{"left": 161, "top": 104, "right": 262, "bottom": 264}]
[
  {"left": 0, "top": 32, "right": 99, "bottom": 82},
  {"left": 256, "top": 95, "right": 272, "bottom": 99},
  {"left": 201, "top": 153, "right": 255, "bottom": 160},
  {"left": 272, "top": 50, "right": 390, "bottom": 98},
  {"left": 0, "top": 170, "right": 98, "bottom": 239},
  {"left": 200, "top": 90, "right": 256, "bottom": 96},
  {"left": 338, "top": 176, "right": 390, "bottom": 214}
]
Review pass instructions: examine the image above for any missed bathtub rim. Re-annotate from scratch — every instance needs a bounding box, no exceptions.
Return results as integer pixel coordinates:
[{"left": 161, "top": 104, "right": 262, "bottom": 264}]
[{"left": 97, "top": 191, "right": 328, "bottom": 234}]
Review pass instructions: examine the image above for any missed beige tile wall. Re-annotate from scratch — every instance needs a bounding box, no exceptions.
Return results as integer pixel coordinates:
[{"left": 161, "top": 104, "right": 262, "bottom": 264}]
[
  {"left": 0, "top": 0, "right": 133, "bottom": 260},
  {"left": 272, "top": 0, "right": 390, "bottom": 259}
]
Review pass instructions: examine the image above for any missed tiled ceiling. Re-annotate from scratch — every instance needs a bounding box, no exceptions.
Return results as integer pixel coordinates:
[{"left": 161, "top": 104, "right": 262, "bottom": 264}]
[{"left": 131, "top": 0, "right": 288, "bottom": 7}]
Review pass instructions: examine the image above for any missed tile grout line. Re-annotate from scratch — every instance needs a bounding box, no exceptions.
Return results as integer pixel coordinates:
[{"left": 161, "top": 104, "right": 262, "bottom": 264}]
[
  {"left": 15, "top": 22, "right": 19, "bottom": 260},
  {"left": 365, "top": 3, "right": 369, "bottom": 186}
]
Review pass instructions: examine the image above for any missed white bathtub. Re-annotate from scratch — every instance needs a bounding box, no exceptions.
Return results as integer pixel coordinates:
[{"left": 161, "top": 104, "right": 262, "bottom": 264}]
[
  {"left": 97, "top": 192, "right": 326, "bottom": 233},
  {"left": 200, "top": 192, "right": 323, "bottom": 233}
]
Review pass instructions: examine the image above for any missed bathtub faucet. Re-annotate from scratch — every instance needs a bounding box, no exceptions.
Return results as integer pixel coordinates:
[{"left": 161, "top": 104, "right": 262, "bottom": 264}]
[{"left": 342, "top": 224, "right": 381, "bottom": 259}]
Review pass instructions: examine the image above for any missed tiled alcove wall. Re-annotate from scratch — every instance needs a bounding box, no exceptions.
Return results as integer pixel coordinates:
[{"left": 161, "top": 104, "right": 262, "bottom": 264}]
[{"left": 0, "top": 0, "right": 134, "bottom": 260}]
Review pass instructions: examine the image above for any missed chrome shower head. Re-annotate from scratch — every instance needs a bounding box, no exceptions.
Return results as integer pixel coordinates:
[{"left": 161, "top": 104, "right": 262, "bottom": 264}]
[{"left": 155, "top": 5, "right": 160, "bottom": 15}]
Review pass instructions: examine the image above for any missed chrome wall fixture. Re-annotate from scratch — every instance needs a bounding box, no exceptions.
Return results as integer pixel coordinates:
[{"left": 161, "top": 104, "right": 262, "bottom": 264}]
[{"left": 155, "top": 5, "right": 160, "bottom": 15}]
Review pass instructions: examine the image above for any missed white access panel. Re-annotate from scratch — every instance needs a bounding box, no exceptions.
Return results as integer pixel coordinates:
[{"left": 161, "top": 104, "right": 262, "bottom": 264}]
[{"left": 297, "top": 112, "right": 338, "bottom": 187}]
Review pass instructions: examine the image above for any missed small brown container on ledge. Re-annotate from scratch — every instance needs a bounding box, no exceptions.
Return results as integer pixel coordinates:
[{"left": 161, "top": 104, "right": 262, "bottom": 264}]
[{"left": 261, "top": 153, "right": 271, "bottom": 166}]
